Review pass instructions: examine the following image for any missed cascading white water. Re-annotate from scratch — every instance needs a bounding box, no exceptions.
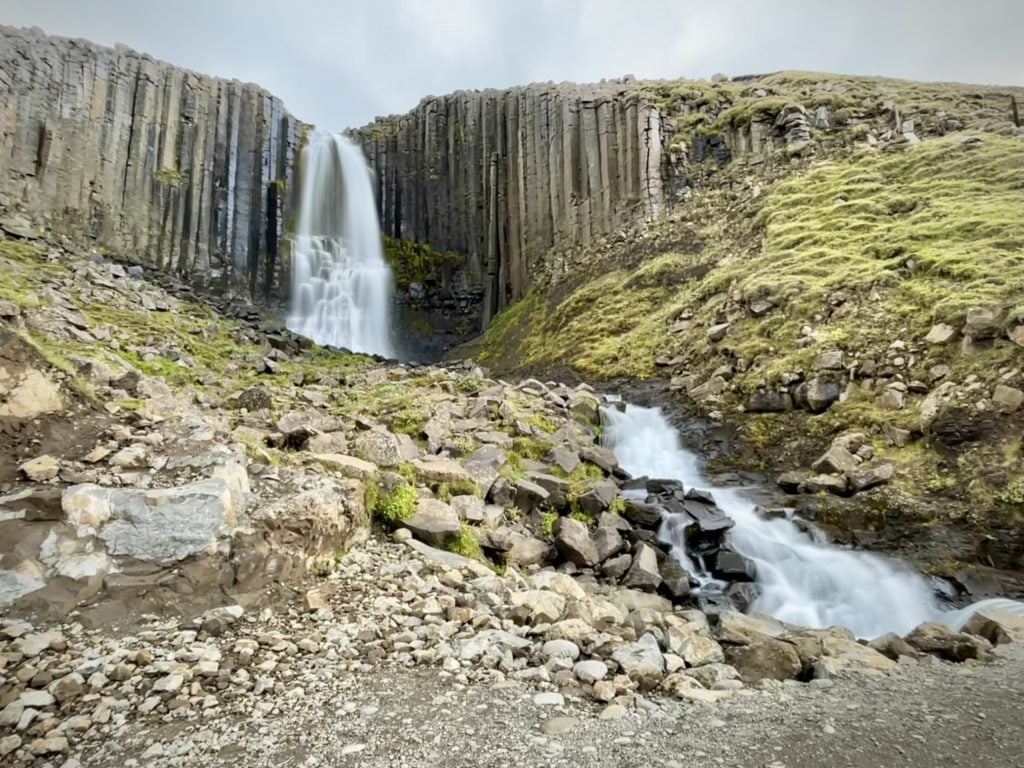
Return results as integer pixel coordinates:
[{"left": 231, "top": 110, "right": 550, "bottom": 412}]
[
  {"left": 603, "top": 403, "right": 943, "bottom": 638},
  {"left": 286, "top": 130, "right": 395, "bottom": 358}
]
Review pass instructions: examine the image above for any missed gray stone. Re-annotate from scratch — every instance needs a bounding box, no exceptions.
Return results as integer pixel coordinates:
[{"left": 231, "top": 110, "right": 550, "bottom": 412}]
[
  {"left": 19, "top": 455, "right": 58, "bottom": 481},
  {"left": 411, "top": 457, "right": 473, "bottom": 485},
  {"left": 622, "top": 543, "right": 662, "bottom": 592},
  {"left": 803, "top": 378, "right": 842, "bottom": 413},
  {"left": 659, "top": 559, "right": 692, "bottom": 600},
  {"left": 573, "top": 659, "right": 608, "bottom": 684},
  {"left": 811, "top": 445, "right": 858, "bottom": 476},
  {"left": 554, "top": 517, "right": 599, "bottom": 568},
  {"left": 62, "top": 465, "right": 248, "bottom": 561},
  {"left": 601, "top": 553, "right": 632, "bottom": 580},
  {"left": 707, "top": 322, "right": 731, "bottom": 342},
  {"left": 964, "top": 306, "right": 1006, "bottom": 339},
  {"left": 514, "top": 478, "right": 550, "bottom": 512},
  {"left": 993, "top": 385, "right": 1024, "bottom": 413},
  {"left": 353, "top": 430, "right": 409, "bottom": 468},
  {"left": 813, "top": 351, "right": 845, "bottom": 371},
  {"left": 577, "top": 481, "right": 619, "bottom": 515},
  {"left": 925, "top": 323, "right": 957, "bottom": 344},
  {"left": 593, "top": 526, "right": 625, "bottom": 562},
  {"left": 611, "top": 633, "right": 666, "bottom": 691},
  {"left": 404, "top": 499, "right": 461, "bottom": 547},
  {"left": 716, "top": 611, "right": 787, "bottom": 645},
  {"left": 849, "top": 462, "right": 895, "bottom": 493},
  {"left": 450, "top": 494, "right": 486, "bottom": 522}
]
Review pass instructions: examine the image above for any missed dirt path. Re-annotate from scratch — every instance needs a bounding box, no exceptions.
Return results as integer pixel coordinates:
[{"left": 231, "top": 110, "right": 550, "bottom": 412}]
[{"left": 86, "top": 644, "right": 1024, "bottom": 768}]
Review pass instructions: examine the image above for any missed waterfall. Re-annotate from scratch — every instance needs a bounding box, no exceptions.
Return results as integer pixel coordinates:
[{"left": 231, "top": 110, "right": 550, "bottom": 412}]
[
  {"left": 286, "top": 130, "right": 395, "bottom": 358},
  {"left": 602, "top": 403, "right": 942, "bottom": 638}
]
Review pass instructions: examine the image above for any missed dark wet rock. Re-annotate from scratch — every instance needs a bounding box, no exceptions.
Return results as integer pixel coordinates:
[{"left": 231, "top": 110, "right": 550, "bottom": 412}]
[{"left": 622, "top": 543, "right": 662, "bottom": 592}]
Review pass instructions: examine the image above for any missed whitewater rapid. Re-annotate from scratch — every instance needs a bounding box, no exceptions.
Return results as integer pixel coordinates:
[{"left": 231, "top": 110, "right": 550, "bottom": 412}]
[
  {"left": 287, "top": 130, "right": 395, "bottom": 357},
  {"left": 603, "top": 403, "right": 948, "bottom": 638}
]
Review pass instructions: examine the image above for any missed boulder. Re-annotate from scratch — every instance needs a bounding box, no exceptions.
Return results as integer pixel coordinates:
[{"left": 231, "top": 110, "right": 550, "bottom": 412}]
[
  {"left": 403, "top": 499, "right": 461, "bottom": 547},
  {"left": 962, "top": 606, "right": 1024, "bottom": 645},
  {"left": 528, "top": 473, "right": 571, "bottom": 507},
  {"left": 813, "top": 351, "right": 845, "bottom": 371},
  {"left": 234, "top": 386, "right": 272, "bottom": 411},
  {"left": 310, "top": 454, "right": 377, "bottom": 480},
  {"left": 803, "top": 378, "right": 842, "bottom": 413},
  {"left": 610, "top": 633, "right": 665, "bottom": 691},
  {"left": 577, "top": 481, "right": 619, "bottom": 515},
  {"left": 510, "top": 590, "right": 566, "bottom": 625},
  {"left": 531, "top": 571, "right": 587, "bottom": 600},
  {"left": 1010, "top": 325, "right": 1024, "bottom": 349},
  {"left": 712, "top": 550, "right": 756, "bottom": 582},
  {"left": 19, "top": 455, "right": 59, "bottom": 482},
  {"left": 622, "top": 543, "right": 662, "bottom": 592},
  {"left": 574, "top": 659, "right": 608, "bottom": 684},
  {"left": 579, "top": 445, "right": 618, "bottom": 474},
  {"left": 659, "top": 559, "right": 692, "bottom": 600},
  {"left": 776, "top": 471, "right": 808, "bottom": 493},
  {"left": 964, "top": 306, "right": 1006, "bottom": 339},
  {"left": 508, "top": 534, "right": 551, "bottom": 566},
  {"left": 62, "top": 465, "right": 248, "bottom": 561},
  {"left": 622, "top": 499, "right": 663, "bottom": 529},
  {"left": 876, "top": 388, "right": 906, "bottom": 410},
  {"left": 602, "top": 553, "right": 632, "bottom": 580},
  {"left": 925, "top": 323, "right": 957, "bottom": 344},
  {"left": 464, "top": 445, "right": 507, "bottom": 495},
  {"left": 868, "top": 632, "right": 920, "bottom": 661},
  {"left": 514, "top": 478, "right": 550, "bottom": 512},
  {"left": 593, "top": 526, "right": 625, "bottom": 562},
  {"left": 549, "top": 448, "right": 580, "bottom": 475},
  {"left": 554, "top": 517, "right": 599, "bottom": 568},
  {"left": 684, "top": 662, "right": 740, "bottom": 689},
  {"left": 725, "top": 640, "right": 802, "bottom": 684},
  {"left": 353, "top": 430, "right": 413, "bottom": 468},
  {"left": 412, "top": 457, "right": 474, "bottom": 485},
  {"left": 678, "top": 635, "right": 725, "bottom": 667},
  {"left": 747, "top": 389, "right": 791, "bottom": 413},
  {"left": 812, "top": 445, "right": 858, "bottom": 476},
  {"left": 716, "top": 611, "right": 786, "bottom": 645},
  {"left": 0, "top": 366, "right": 64, "bottom": 419},
  {"left": 814, "top": 636, "right": 897, "bottom": 677},
  {"left": 904, "top": 622, "right": 994, "bottom": 662},
  {"left": 993, "top": 385, "right": 1024, "bottom": 413},
  {"left": 802, "top": 473, "right": 849, "bottom": 495},
  {"left": 849, "top": 462, "right": 895, "bottom": 493},
  {"left": 707, "top": 322, "right": 731, "bottom": 342}
]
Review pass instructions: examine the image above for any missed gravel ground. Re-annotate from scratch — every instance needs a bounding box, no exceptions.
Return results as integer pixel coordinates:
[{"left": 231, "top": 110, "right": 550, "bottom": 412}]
[{"left": 88, "top": 644, "right": 1024, "bottom": 768}]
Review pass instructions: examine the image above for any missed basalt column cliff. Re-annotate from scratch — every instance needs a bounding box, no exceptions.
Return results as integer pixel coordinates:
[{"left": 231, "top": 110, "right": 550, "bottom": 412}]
[
  {"left": 0, "top": 26, "right": 304, "bottom": 298},
  {"left": 354, "top": 83, "right": 682, "bottom": 326}
]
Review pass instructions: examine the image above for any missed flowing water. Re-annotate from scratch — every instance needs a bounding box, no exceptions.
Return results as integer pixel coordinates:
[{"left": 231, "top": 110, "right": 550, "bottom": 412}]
[
  {"left": 287, "top": 130, "right": 395, "bottom": 357},
  {"left": 603, "top": 403, "right": 948, "bottom": 638}
]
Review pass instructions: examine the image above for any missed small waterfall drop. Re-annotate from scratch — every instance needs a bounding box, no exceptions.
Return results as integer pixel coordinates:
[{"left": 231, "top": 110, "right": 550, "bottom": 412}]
[
  {"left": 603, "top": 403, "right": 942, "bottom": 638},
  {"left": 286, "top": 130, "right": 395, "bottom": 358}
]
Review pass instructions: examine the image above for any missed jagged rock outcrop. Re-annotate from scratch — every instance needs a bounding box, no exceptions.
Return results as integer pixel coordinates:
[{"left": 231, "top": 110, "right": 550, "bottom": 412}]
[
  {"left": 354, "top": 82, "right": 677, "bottom": 324},
  {"left": 0, "top": 25, "right": 304, "bottom": 298}
]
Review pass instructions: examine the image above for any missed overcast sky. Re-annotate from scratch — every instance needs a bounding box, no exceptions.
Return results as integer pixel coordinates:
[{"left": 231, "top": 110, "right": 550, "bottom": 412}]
[{"left": 2, "top": 1, "right": 1021, "bottom": 129}]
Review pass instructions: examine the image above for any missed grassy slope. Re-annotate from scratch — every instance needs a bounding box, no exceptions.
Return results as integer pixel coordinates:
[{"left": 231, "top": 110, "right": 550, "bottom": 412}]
[{"left": 471, "top": 74, "right": 1024, "bottom": 556}]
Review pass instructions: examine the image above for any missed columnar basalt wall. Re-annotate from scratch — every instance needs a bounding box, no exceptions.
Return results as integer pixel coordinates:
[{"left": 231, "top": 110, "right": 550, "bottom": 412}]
[
  {"left": 354, "top": 82, "right": 681, "bottom": 325},
  {"left": 0, "top": 26, "right": 304, "bottom": 299}
]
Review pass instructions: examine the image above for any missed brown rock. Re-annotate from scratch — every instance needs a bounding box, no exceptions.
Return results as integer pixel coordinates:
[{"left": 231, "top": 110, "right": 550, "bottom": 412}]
[
  {"left": 725, "top": 640, "right": 801, "bottom": 684},
  {"left": 904, "top": 622, "right": 994, "bottom": 662}
]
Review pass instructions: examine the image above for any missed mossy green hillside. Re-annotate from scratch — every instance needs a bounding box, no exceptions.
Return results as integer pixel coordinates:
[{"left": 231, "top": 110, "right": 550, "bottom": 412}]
[{"left": 477, "top": 135, "right": 1024, "bottom": 385}]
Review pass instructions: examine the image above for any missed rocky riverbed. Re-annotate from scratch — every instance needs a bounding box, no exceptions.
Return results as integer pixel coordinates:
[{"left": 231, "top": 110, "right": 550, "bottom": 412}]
[
  {"left": 2, "top": 534, "right": 1024, "bottom": 767},
  {"left": 3, "top": 232, "right": 1024, "bottom": 767}
]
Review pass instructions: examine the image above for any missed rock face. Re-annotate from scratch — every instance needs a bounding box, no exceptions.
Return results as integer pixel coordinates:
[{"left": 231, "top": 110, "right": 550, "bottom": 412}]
[
  {"left": 62, "top": 464, "right": 249, "bottom": 561},
  {"left": 0, "top": 25, "right": 303, "bottom": 298},
  {"left": 354, "top": 83, "right": 679, "bottom": 325}
]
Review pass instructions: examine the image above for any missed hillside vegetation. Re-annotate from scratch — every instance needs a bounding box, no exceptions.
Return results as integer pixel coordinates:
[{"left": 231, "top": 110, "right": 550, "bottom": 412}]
[{"left": 469, "top": 73, "right": 1024, "bottom": 570}]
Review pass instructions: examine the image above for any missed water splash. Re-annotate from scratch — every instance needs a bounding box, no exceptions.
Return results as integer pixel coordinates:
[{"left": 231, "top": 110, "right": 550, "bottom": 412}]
[
  {"left": 603, "top": 403, "right": 940, "bottom": 638},
  {"left": 287, "top": 130, "right": 395, "bottom": 357}
]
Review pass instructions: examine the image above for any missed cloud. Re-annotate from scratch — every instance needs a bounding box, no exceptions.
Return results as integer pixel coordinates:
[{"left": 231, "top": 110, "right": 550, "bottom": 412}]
[{"left": 0, "top": 0, "right": 1021, "bottom": 129}]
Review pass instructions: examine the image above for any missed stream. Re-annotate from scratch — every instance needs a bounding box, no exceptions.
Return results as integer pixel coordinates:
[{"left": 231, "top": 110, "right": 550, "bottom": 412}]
[{"left": 602, "top": 402, "right": 1024, "bottom": 638}]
